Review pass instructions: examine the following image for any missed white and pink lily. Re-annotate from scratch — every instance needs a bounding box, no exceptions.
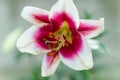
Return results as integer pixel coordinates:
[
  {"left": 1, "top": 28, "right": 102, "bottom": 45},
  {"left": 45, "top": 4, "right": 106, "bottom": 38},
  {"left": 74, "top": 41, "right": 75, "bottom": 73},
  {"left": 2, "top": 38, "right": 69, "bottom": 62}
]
[{"left": 16, "top": 0, "right": 104, "bottom": 77}]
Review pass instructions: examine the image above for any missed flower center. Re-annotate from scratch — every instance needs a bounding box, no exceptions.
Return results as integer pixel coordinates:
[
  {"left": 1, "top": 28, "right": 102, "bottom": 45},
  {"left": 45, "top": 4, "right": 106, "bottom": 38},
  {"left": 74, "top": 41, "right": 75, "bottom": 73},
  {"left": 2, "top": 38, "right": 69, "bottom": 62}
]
[
  {"left": 44, "top": 21, "right": 72, "bottom": 56},
  {"left": 54, "top": 21, "right": 72, "bottom": 44},
  {"left": 45, "top": 36, "right": 65, "bottom": 51}
]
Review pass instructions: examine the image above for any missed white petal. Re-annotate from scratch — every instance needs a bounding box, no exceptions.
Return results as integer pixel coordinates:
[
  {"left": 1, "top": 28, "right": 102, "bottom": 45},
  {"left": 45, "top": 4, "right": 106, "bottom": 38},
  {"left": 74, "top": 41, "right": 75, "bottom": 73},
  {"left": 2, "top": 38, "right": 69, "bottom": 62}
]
[
  {"left": 16, "top": 25, "right": 50, "bottom": 55},
  {"left": 21, "top": 6, "right": 49, "bottom": 24},
  {"left": 59, "top": 33, "right": 93, "bottom": 70},
  {"left": 59, "top": 53, "right": 88, "bottom": 70},
  {"left": 41, "top": 53, "right": 60, "bottom": 77},
  {"left": 87, "top": 39, "right": 100, "bottom": 50},
  {"left": 78, "top": 18, "right": 104, "bottom": 38},
  {"left": 49, "top": 0, "right": 80, "bottom": 28},
  {"left": 78, "top": 35, "right": 93, "bottom": 69}
]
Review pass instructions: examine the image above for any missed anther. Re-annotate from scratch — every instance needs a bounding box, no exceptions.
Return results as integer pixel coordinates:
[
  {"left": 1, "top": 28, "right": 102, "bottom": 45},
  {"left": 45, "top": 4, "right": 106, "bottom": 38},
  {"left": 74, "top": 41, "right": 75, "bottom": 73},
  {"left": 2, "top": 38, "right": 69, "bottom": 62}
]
[{"left": 45, "top": 41, "right": 58, "bottom": 45}]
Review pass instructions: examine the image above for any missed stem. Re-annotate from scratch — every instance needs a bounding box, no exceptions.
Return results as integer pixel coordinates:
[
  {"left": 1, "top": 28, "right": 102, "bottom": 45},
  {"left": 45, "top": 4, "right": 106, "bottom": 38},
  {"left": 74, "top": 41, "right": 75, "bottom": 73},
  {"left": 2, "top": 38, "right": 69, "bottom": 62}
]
[{"left": 81, "top": 70, "right": 92, "bottom": 80}]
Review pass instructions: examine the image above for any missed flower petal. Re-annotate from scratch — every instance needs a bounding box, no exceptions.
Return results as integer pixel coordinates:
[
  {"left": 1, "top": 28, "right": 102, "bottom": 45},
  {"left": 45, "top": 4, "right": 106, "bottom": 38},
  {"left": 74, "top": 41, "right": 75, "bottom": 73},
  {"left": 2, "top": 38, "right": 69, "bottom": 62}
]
[
  {"left": 78, "top": 18, "right": 104, "bottom": 38},
  {"left": 49, "top": 0, "right": 80, "bottom": 30},
  {"left": 34, "top": 24, "right": 58, "bottom": 50},
  {"left": 41, "top": 52, "right": 60, "bottom": 77},
  {"left": 59, "top": 32, "right": 93, "bottom": 70},
  {"left": 21, "top": 6, "right": 50, "bottom": 24},
  {"left": 87, "top": 39, "right": 100, "bottom": 50},
  {"left": 16, "top": 25, "right": 50, "bottom": 55},
  {"left": 77, "top": 35, "right": 93, "bottom": 70}
]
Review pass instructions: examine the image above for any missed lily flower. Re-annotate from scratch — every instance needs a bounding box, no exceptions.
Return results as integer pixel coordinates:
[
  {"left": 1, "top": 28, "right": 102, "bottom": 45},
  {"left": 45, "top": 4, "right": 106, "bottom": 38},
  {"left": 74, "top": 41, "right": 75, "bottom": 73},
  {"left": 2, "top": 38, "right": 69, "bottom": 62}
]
[{"left": 16, "top": 0, "right": 104, "bottom": 77}]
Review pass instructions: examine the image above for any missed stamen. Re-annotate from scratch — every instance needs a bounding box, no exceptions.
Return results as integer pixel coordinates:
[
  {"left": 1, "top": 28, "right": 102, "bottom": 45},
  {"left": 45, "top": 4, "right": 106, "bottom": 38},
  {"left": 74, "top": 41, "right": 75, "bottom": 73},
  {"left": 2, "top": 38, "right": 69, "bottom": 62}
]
[
  {"left": 49, "top": 32, "right": 54, "bottom": 38},
  {"left": 45, "top": 40, "right": 58, "bottom": 49},
  {"left": 53, "top": 36, "right": 65, "bottom": 51},
  {"left": 45, "top": 41, "right": 58, "bottom": 45},
  {"left": 44, "top": 36, "right": 65, "bottom": 52},
  {"left": 48, "top": 51, "right": 56, "bottom": 56}
]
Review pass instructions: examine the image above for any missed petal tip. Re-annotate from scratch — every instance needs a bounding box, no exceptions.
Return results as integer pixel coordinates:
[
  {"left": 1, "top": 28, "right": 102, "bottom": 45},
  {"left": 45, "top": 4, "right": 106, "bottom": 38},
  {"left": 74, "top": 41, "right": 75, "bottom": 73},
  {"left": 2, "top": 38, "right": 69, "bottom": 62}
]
[
  {"left": 87, "top": 62, "right": 94, "bottom": 69},
  {"left": 21, "top": 6, "right": 49, "bottom": 24},
  {"left": 99, "top": 18, "right": 104, "bottom": 33},
  {"left": 80, "top": 61, "right": 93, "bottom": 70},
  {"left": 16, "top": 37, "right": 23, "bottom": 50},
  {"left": 21, "top": 6, "right": 32, "bottom": 18},
  {"left": 80, "top": 61, "right": 94, "bottom": 70},
  {"left": 41, "top": 72, "right": 47, "bottom": 77},
  {"left": 41, "top": 69, "right": 55, "bottom": 77},
  {"left": 72, "top": 62, "right": 93, "bottom": 71},
  {"left": 41, "top": 72, "right": 53, "bottom": 77}
]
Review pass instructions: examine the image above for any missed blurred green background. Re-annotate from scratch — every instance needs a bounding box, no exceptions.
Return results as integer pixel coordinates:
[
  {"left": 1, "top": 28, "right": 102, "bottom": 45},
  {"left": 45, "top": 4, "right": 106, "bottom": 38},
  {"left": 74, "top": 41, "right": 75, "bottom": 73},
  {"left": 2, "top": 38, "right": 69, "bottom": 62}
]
[{"left": 0, "top": 0, "right": 120, "bottom": 80}]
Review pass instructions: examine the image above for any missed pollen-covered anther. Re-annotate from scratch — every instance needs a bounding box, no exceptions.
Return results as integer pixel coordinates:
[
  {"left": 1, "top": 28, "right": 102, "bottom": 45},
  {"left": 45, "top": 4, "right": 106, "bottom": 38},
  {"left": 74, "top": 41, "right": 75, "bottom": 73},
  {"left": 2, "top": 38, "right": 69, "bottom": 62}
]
[
  {"left": 49, "top": 32, "right": 54, "bottom": 38},
  {"left": 48, "top": 50, "right": 56, "bottom": 56}
]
